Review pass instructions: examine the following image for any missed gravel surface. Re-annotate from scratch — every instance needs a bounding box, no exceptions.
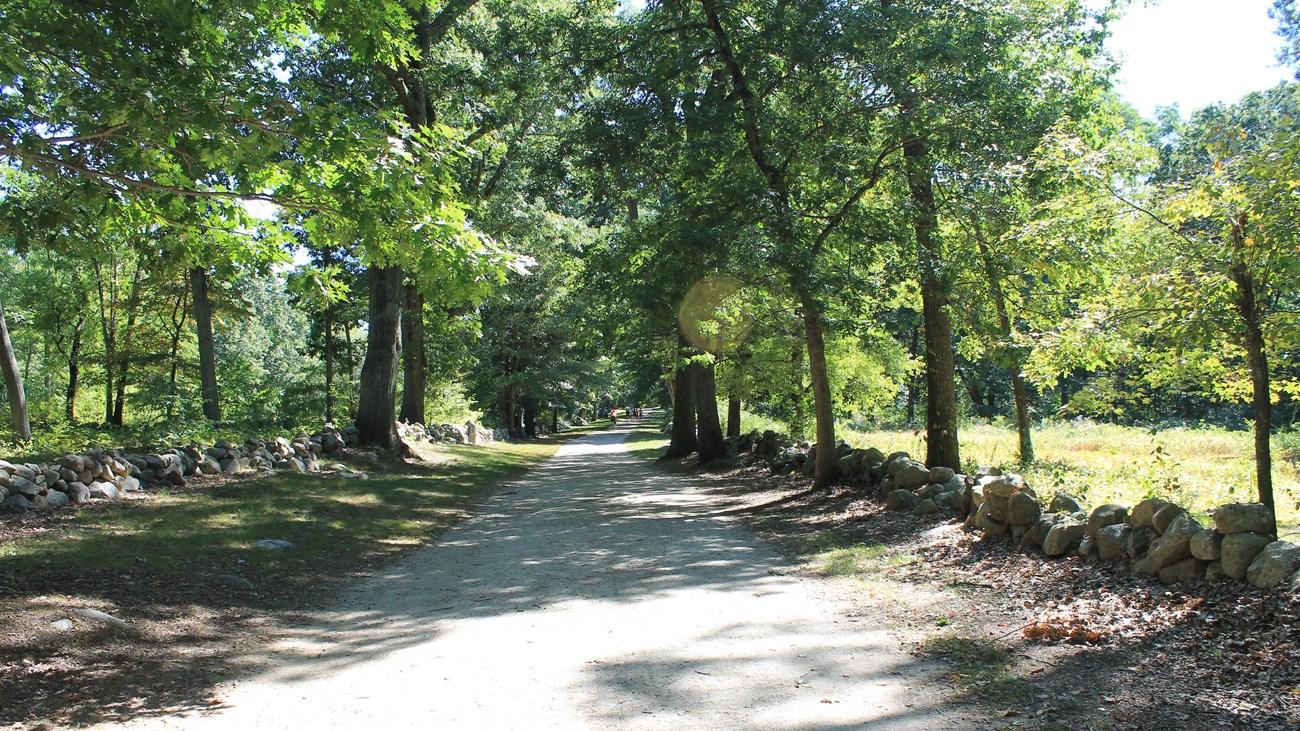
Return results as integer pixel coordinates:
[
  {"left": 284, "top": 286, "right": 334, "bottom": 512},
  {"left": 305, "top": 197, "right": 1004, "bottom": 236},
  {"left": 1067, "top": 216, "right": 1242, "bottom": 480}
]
[{"left": 96, "top": 430, "right": 967, "bottom": 731}]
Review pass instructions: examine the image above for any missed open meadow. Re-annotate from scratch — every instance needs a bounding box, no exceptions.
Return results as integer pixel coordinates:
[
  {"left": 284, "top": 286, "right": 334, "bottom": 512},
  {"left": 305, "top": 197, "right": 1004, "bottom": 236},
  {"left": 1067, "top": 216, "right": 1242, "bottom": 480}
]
[{"left": 844, "top": 421, "right": 1300, "bottom": 537}]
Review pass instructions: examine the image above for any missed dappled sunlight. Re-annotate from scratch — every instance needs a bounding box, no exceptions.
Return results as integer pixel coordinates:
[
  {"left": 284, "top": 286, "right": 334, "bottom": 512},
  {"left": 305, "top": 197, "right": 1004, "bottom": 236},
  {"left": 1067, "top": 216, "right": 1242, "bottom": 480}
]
[{"left": 121, "top": 430, "right": 962, "bottom": 730}]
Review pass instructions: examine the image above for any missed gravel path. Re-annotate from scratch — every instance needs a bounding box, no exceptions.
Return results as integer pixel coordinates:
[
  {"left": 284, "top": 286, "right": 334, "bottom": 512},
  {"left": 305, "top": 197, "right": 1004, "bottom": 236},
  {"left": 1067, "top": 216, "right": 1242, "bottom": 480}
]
[{"left": 105, "top": 429, "right": 967, "bottom": 730}]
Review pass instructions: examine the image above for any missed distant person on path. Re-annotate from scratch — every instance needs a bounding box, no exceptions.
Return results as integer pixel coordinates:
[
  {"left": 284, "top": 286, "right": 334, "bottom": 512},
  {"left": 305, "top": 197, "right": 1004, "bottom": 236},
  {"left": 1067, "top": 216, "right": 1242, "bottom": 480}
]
[{"left": 610, "top": 409, "right": 618, "bottom": 428}]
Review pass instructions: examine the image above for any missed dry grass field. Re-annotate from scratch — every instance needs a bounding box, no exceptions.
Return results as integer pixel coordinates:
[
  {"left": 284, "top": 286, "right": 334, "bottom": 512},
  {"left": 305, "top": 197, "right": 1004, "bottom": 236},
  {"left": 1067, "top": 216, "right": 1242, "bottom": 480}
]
[{"left": 845, "top": 422, "right": 1300, "bottom": 537}]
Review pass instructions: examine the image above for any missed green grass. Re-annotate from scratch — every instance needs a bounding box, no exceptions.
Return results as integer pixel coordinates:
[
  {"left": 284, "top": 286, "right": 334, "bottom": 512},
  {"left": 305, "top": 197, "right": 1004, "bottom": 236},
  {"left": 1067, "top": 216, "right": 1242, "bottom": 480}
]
[
  {"left": 626, "top": 429, "right": 670, "bottom": 461},
  {"left": 844, "top": 421, "right": 1300, "bottom": 537},
  {"left": 920, "top": 636, "right": 1029, "bottom": 706},
  {"left": 797, "top": 531, "right": 921, "bottom": 578},
  {"left": 0, "top": 440, "right": 561, "bottom": 582}
]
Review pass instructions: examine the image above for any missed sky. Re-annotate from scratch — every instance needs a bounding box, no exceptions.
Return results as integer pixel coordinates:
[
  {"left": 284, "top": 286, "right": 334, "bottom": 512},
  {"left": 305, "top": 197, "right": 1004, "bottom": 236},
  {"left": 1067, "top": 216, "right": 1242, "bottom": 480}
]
[{"left": 1107, "top": 0, "right": 1294, "bottom": 118}]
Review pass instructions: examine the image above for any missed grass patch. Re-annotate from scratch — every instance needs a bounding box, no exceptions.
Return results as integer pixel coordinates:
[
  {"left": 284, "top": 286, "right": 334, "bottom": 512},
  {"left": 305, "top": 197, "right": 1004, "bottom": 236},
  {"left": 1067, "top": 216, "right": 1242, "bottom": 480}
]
[
  {"left": 845, "top": 421, "right": 1300, "bottom": 537},
  {"left": 0, "top": 440, "right": 560, "bottom": 588},
  {"left": 804, "top": 536, "right": 920, "bottom": 578},
  {"left": 626, "top": 430, "right": 670, "bottom": 461},
  {"left": 921, "top": 635, "right": 1030, "bottom": 706}
]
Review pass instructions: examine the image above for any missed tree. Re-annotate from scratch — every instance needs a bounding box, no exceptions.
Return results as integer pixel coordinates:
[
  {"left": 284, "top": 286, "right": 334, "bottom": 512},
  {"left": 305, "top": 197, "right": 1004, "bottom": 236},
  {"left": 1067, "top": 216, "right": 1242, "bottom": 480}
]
[{"left": 0, "top": 297, "right": 30, "bottom": 440}]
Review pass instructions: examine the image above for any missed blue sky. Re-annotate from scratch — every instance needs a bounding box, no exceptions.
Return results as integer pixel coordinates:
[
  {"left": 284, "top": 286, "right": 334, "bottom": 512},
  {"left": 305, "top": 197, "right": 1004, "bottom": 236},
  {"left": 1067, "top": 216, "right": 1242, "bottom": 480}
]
[{"left": 1107, "top": 0, "right": 1294, "bottom": 118}]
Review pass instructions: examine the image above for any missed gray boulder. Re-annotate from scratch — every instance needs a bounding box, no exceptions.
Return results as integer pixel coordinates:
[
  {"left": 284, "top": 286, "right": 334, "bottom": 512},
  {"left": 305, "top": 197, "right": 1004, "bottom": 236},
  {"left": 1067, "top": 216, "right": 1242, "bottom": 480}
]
[
  {"left": 1048, "top": 492, "right": 1083, "bottom": 514},
  {"left": 1206, "top": 561, "right": 1227, "bottom": 583},
  {"left": 199, "top": 455, "right": 222, "bottom": 475},
  {"left": 928, "top": 466, "right": 956, "bottom": 484},
  {"left": 1, "top": 494, "right": 35, "bottom": 513},
  {"left": 1190, "top": 530, "right": 1223, "bottom": 562},
  {"left": 978, "top": 503, "right": 1008, "bottom": 537},
  {"left": 1222, "top": 532, "right": 1274, "bottom": 580},
  {"left": 1128, "top": 498, "right": 1168, "bottom": 529},
  {"left": 1152, "top": 503, "right": 1187, "bottom": 535},
  {"left": 88, "top": 482, "right": 119, "bottom": 500},
  {"left": 1128, "top": 527, "right": 1156, "bottom": 559},
  {"left": 9, "top": 475, "right": 41, "bottom": 498},
  {"left": 1144, "top": 512, "right": 1202, "bottom": 570},
  {"left": 913, "top": 499, "right": 939, "bottom": 517},
  {"left": 885, "top": 489, "right": 919, "bottom": 511},
  {"left": 1158, "top": 557, "right": 1207, "bottom": 584},
  {"left": 1078, "top": 535, "right": 1097, "bottom": 557},
  {"left": 1043, "top": 520, "right": 1087, "bottom": 557},
  {"left": 1096, "top": 523, "right": 1132, "bottom": 562},
  {"left": 65, "top": 482, "right": 90, "bottom": 504},
  {"left": 45, "top": 490, "right": 70, "bottom": 508},
  {"left": 1021, "top": 514, "right": 1058, "bottom": 549},
  {"left": 1087, "top": 504, "right": 1128, "bottom": 541},
  {"left": 1006, "top": 490, "right": 1042, "bottom": 526},
  {"left": 1246, "top": 541, "right": 1300, "bottom": 588},
  {"left": 894, "top": 461, "right": 931, "bottom": 489},
  {"left": 1213, "top": 503, "right": 1274, "bottom": 535}
]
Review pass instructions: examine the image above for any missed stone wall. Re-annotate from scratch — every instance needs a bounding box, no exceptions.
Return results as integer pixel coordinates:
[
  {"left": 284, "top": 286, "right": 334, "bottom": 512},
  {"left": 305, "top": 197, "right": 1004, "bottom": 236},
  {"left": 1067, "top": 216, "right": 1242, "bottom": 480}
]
[
  {"left": 0, "top": 420, "right": 492, "bottom": 515},
  {"left": 728, "top": 430, "right": 1300, "bottom": 591}
]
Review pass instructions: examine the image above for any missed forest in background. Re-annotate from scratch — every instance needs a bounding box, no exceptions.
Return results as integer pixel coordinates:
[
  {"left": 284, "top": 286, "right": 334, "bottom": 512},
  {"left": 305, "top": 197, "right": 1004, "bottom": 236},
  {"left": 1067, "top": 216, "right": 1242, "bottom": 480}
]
[{"left": 1, "top": 0, "right": 1298, "bottom": 519}]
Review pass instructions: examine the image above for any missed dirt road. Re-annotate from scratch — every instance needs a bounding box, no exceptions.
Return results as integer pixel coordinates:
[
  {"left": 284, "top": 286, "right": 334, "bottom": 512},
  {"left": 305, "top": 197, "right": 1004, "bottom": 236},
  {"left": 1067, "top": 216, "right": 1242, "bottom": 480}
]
[{"left": 103, "top": 430, "right": 966, "bottom": 730}]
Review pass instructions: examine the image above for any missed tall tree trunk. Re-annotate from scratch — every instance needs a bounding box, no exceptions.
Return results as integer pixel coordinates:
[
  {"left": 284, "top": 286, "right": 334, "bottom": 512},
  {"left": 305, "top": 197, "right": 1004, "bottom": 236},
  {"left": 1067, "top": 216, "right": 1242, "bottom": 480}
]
[
  {"left": 975, "top": 231, "right": 1034, "bottom": 463},
  {"left": 663, "top": 332, "right": 698, "bottom": 458},
  {"left": 324, "top": 308, "right": 336, "bottom": 424},
  {"left": 551, "top": 408, "right": 559, "bottom": 434},
  {"left": 190, "top": 266, "right": 222, "bottom": 422},
  {"left": 344, "top": 315, "right": 357, "bottom": 417},
  {"left": 1229, "top": 214, "right": 1275, "bottom": 534},
  {"left": 906, "top": 326, "right": 919, "bottom": 424},
  {"left": 510, "top": 388, "right": 523, "bottom": 438},
  {"left": 905, "top": 137, "right": 960, "bottom": 471},
  {"left": 356, "top": 265, "right": 404, "bottom": 449},
  {"left": 399, "top": 282, "right": 426, "bottom": 424},
  {"left": 523, "top": 397, "right": 537, "bottom": 439},
  {"left": 96, "top": 259, "right": 118, "bottom": 425},
  {"left": 111, "top": 260, "right": 143, "bottom": 426},
  {"left": 65, "top": 317, "right": 84, "bottom": 423},
  {"left": 695, "top": 359, "right": 726, "bottom": 463},
  {"left": 726, "top": 393, "right": 741, "bottom": 438},
  {"left": 790, "top": 342, "right": 806, "bottom": 439},
  {"left": 800, "top": 293, "right": 839, "bottom": 488},
  {"left": 165, "top": 282, "right": 188, "bottom": 420},
  {"left": 0, "top": 299, "right": 31, "bottom": 440}
]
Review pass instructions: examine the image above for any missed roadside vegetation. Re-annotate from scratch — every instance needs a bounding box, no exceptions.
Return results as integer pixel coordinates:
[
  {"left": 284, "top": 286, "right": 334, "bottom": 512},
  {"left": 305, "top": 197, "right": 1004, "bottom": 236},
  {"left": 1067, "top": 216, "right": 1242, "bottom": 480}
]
[{"left": 847, "top": 421, "right": 1300, "bottom": 536}]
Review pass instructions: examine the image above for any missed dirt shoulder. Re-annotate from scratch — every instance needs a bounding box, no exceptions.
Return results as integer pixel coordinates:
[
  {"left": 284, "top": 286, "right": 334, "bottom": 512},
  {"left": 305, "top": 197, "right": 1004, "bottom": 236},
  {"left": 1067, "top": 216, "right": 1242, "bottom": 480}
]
[{"left": 692, "top": 462, "right": 1300, "bottom": 731}]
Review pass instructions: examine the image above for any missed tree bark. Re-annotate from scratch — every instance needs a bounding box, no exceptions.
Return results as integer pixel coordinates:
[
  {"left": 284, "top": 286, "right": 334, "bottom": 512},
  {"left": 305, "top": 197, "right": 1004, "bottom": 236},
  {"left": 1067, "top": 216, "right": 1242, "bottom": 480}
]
[
  {"left": 800, "top": 294, "right": 840, "bottom": 487},
  {"left": 694, "top": 359, "right": 726, "bottom": 463},
  {"left": 324, "top": 307, "right": 336, "bottom": 424},
  {"left": 399, "top": 282, "right": 426, "bottom": 424},
  {"left": 111, "top": 260, "right": 143, "bottom": 426},
  {"left": 790, "top": 342, "right": 806, "bottom": 439},
  {"left": 663, "top": 332, "right": 698, "bottom": 458},
  {"left": 906, "top": 326, "right": 919, "bottom": 424},
  {"left": 0, "top": 299, "right": 31, "bottom": 440},
  {"left": 356, "top": 265, "right": 404, "bottom": 449},
  {"left": 1229, "top": 214, "right": 1275, "bottom": 534},
  {"left": 190, "top": 266, "right": 222, "bottom": 422},
  {"left": 96, "top": 259, "right": 118, "bottom": 425},
  {"left": 65, "top": 316, "right": 84, "bottom": 423},
  {"left": 726, "top": 393, "right": 741, "bottom": 438},
  {"left": 905, "top": 137, "right": 960, "bottom": 471},
  {"left": 523, "top": 397, "right": 537, "bottom": 439},
  {"left": 975, "top": 229, "right": 1034, "bottom": 463}
]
